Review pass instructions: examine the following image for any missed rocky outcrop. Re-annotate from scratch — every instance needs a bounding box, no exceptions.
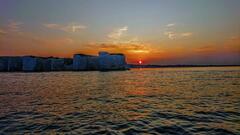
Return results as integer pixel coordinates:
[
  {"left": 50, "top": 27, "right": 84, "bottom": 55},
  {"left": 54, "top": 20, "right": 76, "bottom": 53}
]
[
  {"left": 50, "top": 58, "right": 64, "bottom": 71},
  {"left": 63, "top": 58, "right": 73, "bottom": 71},
  {"left": 98, "top": 52, "right": 127, "bottom": 71},
  {"left": 0, "top": 51, "right": 128, "bottom": 72},
  {"left": 73, "top": 51, "right": 128, "bottom": 71},
  {"left": 86, "top": 56, "right": 99, "bottom": 70},
  {"left": 7, "top": 57, "right": 22, "bottom": 71},
  {"left": 0, "top": 57, "right": 8, "bottom": 71},
  {"left": 22, "top": 56, "right": 72, "bottom": 72},
  {"left": 22, "top": 56, "right": 44, "bottom": 72},
  {"left": 73, "top": 54, "right": 99, "bottom": 71},
  {"left": 73, "top": 54, "right": 89, "bottom": 71}
]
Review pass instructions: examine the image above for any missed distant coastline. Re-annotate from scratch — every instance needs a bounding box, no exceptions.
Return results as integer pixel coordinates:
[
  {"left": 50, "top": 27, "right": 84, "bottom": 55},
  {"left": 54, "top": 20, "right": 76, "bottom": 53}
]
[{"left": 129, "top": 64, "right": 240, "bottom": 68}]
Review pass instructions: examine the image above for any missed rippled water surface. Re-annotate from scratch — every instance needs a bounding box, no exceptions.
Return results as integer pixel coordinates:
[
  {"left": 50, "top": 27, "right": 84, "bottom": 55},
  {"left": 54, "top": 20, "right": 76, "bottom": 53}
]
[{"left": 0, "top": 67, "right": 239, "bottom": 134}]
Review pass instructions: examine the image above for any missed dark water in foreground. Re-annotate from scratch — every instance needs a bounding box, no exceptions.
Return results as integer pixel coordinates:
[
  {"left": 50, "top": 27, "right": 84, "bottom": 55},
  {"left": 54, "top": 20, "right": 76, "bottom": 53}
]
[{"left": 0, "top": 67, "right": 239, "bottom": 134}]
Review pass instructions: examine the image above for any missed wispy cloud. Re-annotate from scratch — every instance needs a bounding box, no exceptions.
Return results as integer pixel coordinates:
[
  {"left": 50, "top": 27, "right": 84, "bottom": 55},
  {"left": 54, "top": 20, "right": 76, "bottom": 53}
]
[
  {"left": 44, "top": 23, "right": 86, "bottom": 32},
  {"left": 7, "top": 21, "right": 23, "bottom": 32},
  {"left": 164, "top": 31, "right": 193, "bottom": 39},
  {"left": 44, "top": 23, "right": 60, "bottom": 29},
  {"left": 108, "top": 26, "right": 128, "bottom": 39},
  {"left": 229, "top": 36, "right": 240, "bottom": 41},
  {"left": 164, "top": 31, "right": 177, "bottom": 40},
  {"left": 72, "top": 25, "right": 86, "bottom": 32},
  {"left": 0, "top": 28, "right": 7, "bottom": 35},
  {"left": 166, "top": 23, "right": 175, "bottom": 27},
  {"left": 194, "top": 46, "right": 216, "bottom": 53},
  {"left": 164, "top": 23, "right": 193, "bottom": 39},
  {"left": 181, "top": 32, "right": 193, "bottom": 37}
]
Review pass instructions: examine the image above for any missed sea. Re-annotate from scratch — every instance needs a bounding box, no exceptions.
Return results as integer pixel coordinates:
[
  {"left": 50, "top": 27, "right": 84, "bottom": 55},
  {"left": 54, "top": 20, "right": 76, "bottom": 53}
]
[{"left": 0, "top": 67, "right": 239, "bottom": 134}]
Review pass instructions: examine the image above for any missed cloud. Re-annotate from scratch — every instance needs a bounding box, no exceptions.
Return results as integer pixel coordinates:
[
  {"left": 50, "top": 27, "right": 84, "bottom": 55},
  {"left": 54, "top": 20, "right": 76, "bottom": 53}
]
[
  {"left": 44, "top": 23, "right": 60, "bottom": 28},
  {"left": 164, "top": 31, "right": 193, "bottom": 39},
  {"left": 166, "top": 23, "right": 175, "bottom": 27},
  {"left": 108, "top": 26, "right": 128, "bottom": 39},
  {"left": 92, "top": 26, "right": 151, "bottom": 54},
  {"left": 223, "top": 36, "right": 240, "bottom": 53},
  {"left": 181, "top": 32, "right": 193, "bottom": 37},
  {"left": 194, "top": 46, "right": 217, "bottom": 54},
  {"left": 229, "top": 36, "right": 240, "bottom": 41},
  {"left": 164, "top": 23, "right": 193, "bottom": 39},
  {"left": 86, "top": 34, "right": 151, "bottom": 55},
  {"left": 61, "top": 37, "right": 74, "bottom": 44},
  {"left": 72, "top": 25, "right": 86, "bottom": 32},
  {"left": 7, "top": 21, "right": 23, "bottom": 32},
  {"left": 164, "top": 31, "right": 177, "bottom": 40},
  {"left": 44, "top": 23, "right": 86, "bottom": 32},
  {"left": 86, "top": 42, "right": 150, "bottom": 54},
  {"left": 129, "top": 49, "right": 150, "bottom": 53},
  {"left": 0, "top": 29, "right": 7, "bottom": 35}
]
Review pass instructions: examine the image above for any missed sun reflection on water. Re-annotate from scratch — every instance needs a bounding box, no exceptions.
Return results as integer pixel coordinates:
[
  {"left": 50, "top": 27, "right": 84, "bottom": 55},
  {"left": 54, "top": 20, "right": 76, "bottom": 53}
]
[{"left": 0, "top": 67, "right": 239, "bottom": 134}]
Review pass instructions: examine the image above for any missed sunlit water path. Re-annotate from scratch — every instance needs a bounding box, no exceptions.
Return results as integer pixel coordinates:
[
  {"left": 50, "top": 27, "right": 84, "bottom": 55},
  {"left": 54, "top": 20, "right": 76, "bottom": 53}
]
[{"left": 0, "top": 67, "right": 239, "bottom": 134}]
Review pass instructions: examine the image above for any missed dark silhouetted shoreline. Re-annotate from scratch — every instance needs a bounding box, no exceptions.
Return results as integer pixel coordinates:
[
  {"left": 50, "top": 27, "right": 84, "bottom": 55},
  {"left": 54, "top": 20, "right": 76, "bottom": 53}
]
[{"left": 129, "top": 64, "right": 240, "bottom": 68}]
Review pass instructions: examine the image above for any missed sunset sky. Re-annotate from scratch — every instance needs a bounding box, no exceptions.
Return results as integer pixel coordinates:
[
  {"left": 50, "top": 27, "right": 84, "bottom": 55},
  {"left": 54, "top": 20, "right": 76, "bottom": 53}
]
[{"left": 0, "top": 0, "right": 239, "bottom": 65}]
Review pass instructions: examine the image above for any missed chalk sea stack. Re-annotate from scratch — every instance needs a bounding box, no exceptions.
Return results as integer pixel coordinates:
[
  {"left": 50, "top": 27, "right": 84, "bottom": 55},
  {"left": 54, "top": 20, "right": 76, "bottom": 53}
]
[{"left": 0, "top": 51, "right": 128, "bottom": 72}]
